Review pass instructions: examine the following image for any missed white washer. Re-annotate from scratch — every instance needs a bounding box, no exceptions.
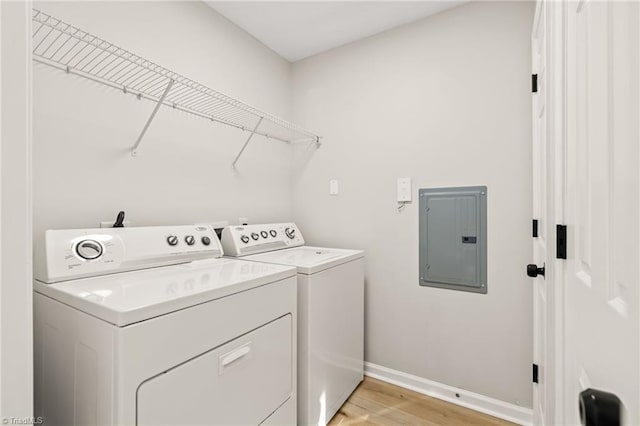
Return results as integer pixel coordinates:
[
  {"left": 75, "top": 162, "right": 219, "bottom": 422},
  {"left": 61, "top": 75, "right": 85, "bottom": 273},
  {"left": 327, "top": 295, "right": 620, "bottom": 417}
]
[
  {"left": 220, "top": 223, "right": 364, "bottom": 426},
  {"left": 33, "top": 225, "right": 298, "bottom": 426}
]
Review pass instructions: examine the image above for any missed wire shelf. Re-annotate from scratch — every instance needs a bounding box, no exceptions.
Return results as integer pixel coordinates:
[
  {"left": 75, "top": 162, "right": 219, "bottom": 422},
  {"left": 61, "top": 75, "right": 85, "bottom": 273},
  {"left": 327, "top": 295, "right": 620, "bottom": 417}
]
[{"left": 31, "top": 8, "right": 321, "bottom": 160}]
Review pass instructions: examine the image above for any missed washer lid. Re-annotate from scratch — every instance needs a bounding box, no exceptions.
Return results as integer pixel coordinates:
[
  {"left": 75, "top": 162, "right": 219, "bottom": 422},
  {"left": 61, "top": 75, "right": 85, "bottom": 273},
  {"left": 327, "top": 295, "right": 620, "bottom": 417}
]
[
  {"left": 243, "top": 246, "right": 364, "bottom": 275},
  {"left": 33, "top": 258, "right": 296, "bottom": 327}
]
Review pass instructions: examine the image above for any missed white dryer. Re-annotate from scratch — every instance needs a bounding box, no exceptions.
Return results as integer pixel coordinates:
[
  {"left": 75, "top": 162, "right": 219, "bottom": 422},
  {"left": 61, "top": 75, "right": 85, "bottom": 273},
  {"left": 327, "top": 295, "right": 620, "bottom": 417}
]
[
  {"left": 220, "top": 223, "right": 364, "bottom": 426},
  {"left": 33, "top": 225, "right": 298, "bottom": 426}
]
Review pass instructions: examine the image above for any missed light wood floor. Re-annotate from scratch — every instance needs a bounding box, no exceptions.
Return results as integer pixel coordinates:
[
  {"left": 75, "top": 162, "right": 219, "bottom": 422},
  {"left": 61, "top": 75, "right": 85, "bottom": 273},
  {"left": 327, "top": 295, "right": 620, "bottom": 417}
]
[{"left": 328, "top": 377, "right": 516, "bottom": 426}]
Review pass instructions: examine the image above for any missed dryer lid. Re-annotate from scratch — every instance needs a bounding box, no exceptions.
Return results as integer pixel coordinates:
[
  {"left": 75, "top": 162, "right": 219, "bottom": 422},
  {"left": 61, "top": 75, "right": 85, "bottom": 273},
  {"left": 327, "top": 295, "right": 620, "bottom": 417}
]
[{"left": 33, "top": 258, "right": 296, "bottom": 326}]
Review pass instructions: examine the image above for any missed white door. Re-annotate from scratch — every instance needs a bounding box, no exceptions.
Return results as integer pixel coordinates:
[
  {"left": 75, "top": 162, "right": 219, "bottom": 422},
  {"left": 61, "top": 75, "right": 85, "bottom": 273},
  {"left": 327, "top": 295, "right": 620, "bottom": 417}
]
[
  {"left": 564, "top": 0, "right": 640, "bottom": 424},
  {"left": 531, "top": 2, "right": 560, "bottom": 425}
]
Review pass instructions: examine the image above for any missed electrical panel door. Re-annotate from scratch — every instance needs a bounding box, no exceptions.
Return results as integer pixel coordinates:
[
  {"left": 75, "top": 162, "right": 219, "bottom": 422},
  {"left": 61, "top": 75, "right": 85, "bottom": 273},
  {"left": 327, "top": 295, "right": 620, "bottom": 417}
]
[{"left": 419, "top": 186, "right": 487, "bottom": 293}]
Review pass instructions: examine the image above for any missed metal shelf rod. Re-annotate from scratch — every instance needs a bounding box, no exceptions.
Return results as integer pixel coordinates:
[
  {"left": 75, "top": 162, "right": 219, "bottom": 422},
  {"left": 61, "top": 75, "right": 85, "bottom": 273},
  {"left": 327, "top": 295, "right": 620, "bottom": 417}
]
[
  {"left": 131, "top": 79, "right": 174, "bottom": 156},
  {"left": 232, "top": 117, "right": 264, "bottom": 168}
]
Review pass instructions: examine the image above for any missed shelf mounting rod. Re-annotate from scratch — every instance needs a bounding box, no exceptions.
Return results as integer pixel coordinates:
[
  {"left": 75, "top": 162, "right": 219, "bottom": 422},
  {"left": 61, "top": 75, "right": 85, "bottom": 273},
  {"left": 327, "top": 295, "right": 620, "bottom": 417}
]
[
  {"left": 131, "top": 79, "right": 174, "bottom": 156},
  {"left": 232, "top": 117, "right": 264, "bottom": 167}
]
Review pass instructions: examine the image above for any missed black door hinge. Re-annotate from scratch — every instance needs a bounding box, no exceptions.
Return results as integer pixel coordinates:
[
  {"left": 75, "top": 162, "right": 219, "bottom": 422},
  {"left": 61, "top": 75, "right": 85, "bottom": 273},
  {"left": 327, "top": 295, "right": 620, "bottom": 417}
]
[
  {"left": 556, "top": 224, "right": 567, "bottom": 259},
  {"left": 532, "top": 219, "right": 539, "bottom": 238},
  {"left": 533, "top": 363, "right": 539, "bottom": 383},
  {"left": 532, "top": 74, "right": 538, "bottom": 93}
]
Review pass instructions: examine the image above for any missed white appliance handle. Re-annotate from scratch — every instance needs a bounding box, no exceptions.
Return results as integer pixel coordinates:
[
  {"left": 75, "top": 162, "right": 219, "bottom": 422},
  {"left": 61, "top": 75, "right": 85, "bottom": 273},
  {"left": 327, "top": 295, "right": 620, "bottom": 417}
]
[{"left": 219, "top": 343, "right": 251, "bottom": 373}]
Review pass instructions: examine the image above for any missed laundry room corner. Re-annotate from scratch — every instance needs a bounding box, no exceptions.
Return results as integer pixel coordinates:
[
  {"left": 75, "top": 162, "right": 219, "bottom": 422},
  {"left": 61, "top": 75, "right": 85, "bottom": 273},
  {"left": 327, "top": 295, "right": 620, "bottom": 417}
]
[{"left": 291, "top": 0, "right": 535, "bottom": 417}]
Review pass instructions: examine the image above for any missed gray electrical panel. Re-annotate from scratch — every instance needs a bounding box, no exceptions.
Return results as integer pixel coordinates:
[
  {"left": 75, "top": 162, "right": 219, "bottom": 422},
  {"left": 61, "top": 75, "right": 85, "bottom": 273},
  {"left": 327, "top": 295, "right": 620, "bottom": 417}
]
[{"left": 419, "top": 186, "right": 487, "bottom": 294}]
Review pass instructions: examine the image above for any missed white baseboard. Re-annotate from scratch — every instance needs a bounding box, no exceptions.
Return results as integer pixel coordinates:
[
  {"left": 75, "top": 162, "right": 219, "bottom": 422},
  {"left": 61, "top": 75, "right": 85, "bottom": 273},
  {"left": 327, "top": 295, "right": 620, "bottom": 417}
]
[{"left": 364, "top": 362, "right": 533, "bottom": 425}]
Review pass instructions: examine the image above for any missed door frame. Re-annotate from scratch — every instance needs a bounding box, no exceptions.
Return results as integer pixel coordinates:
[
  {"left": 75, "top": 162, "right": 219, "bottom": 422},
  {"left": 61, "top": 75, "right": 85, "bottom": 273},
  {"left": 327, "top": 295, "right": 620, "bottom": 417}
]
[
  {"left": 0, "top": 0, "right": 33, "bottom": 419},
  {"left": 548, "top": 1, "right": 567, "bottom": 424},
  {"left": 532, "top": 0, "right": 567, "bottom": 424}
]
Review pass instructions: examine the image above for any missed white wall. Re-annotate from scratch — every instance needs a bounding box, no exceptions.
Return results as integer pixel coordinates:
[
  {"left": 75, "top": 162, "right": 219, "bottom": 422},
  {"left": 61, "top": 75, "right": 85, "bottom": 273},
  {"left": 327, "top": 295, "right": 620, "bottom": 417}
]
[
  {"left": 292, "top": 1, "right": 534, "bottom": 407},
  {"left": 33, "top": 1, "right": 294, "bottom": 238},
  {"left": 1, "top": 0, "right": 33, "bottom": 418},
  {"left": 32, "top": 0, "right": 535, "bottom": 411}
]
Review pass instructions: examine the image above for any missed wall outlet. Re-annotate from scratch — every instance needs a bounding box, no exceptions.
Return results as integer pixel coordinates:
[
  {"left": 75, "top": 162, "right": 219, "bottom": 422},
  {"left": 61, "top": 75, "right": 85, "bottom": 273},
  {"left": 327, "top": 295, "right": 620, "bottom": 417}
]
[
  {"left": 397, "top": 177, "right": 412, "bottom": 202},
  {"left": 329, "top": 179, "right": 339, "bottom": 195},
  {"left": 100, "top": 220, "right": 131, "bottom": 228}
]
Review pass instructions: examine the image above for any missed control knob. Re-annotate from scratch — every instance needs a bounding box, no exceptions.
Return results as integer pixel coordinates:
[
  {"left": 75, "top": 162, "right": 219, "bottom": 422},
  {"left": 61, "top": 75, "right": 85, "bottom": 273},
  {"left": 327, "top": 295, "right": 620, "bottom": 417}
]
[
  {"left": 251, "top": 232, "right": 260, "bottom": 241},
  {"left": 76, "top": 239, "right": 103, "bottom": 260},
  {"left": 201, "top": 236, "right": 211, "bottom": 246},
  {"left": 240, "top": 235, "right": 250, "bottom": 244},
  {"left": 260, "top": 231, "right": 268, "bottom": 238},
  {"left": 285, "top": 227, "right": 296, "bottom": 239},
  {"left": 269, "top": 230, "right": 277, "bottom": 237},
  {"left": 167, "top": 235, "right": 179, "bottom": 246},
  {"left": 185, "top": 235, "right": 195, "bottom": 246}
]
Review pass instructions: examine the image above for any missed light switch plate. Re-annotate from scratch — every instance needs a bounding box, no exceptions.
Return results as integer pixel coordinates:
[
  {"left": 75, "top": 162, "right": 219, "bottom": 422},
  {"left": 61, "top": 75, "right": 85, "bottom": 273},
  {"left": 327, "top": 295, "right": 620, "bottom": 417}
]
[
  {"left": 397, "top": 177, "right": 412, "bottom": 202},
  {"left": 329, "top": 179, "right": 339, "bottom": 195}
]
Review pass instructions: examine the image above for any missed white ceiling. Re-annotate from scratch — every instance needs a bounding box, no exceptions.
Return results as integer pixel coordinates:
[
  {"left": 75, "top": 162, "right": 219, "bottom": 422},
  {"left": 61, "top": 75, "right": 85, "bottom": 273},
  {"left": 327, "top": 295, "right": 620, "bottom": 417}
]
[{"left": 206, "top": 1, "right": 468, "bottom": 62}]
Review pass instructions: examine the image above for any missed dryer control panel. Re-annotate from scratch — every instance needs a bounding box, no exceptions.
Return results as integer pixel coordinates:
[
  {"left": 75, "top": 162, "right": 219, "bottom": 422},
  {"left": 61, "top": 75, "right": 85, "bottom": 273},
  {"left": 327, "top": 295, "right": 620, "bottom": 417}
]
[
  {"left": 35, "top": 225, "right": 222, "bottom": 283},
  {"left": 220, "top": 223, "right": 304, "bottom": 257}
]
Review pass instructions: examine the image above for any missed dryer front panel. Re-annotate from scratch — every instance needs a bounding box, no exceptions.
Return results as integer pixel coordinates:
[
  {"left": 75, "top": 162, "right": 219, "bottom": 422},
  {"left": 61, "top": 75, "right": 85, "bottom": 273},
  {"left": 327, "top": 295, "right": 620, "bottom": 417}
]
[{"left": 136, "top": 314, "right": 293, "bottom": 426}]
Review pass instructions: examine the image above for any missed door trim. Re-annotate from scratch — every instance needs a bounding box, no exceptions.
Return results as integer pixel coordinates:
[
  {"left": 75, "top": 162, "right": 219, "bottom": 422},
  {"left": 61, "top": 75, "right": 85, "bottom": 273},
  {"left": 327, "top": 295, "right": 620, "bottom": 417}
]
[
  {"left": 0, "top": 0, "right": 34, "bottom": 418},
  {"left": 531, "top": 1, "right": 567, "bottom": 424},
  {"left": 550, "top": 1, "right": 567, "bottom": 424}
]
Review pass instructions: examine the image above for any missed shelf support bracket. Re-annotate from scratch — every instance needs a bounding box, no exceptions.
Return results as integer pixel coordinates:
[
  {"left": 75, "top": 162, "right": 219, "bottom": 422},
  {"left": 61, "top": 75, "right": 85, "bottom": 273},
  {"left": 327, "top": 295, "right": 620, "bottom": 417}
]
[
  {"left": 131, "top": 79, "right": 175, "bottom": 156},
  {"left": 232, "top": 117, "right": 264, "bottom": 168}
]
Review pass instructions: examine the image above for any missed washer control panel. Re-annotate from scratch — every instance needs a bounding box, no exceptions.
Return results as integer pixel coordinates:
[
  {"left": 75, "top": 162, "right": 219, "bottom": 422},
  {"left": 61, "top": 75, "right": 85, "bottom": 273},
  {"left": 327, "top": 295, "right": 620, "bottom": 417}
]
[
  {"left": 220, "top": 223, "right": 304, "bottom": 257},
  {"left": 35, "top": 225, "right": 222, "bottom": 284}
]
